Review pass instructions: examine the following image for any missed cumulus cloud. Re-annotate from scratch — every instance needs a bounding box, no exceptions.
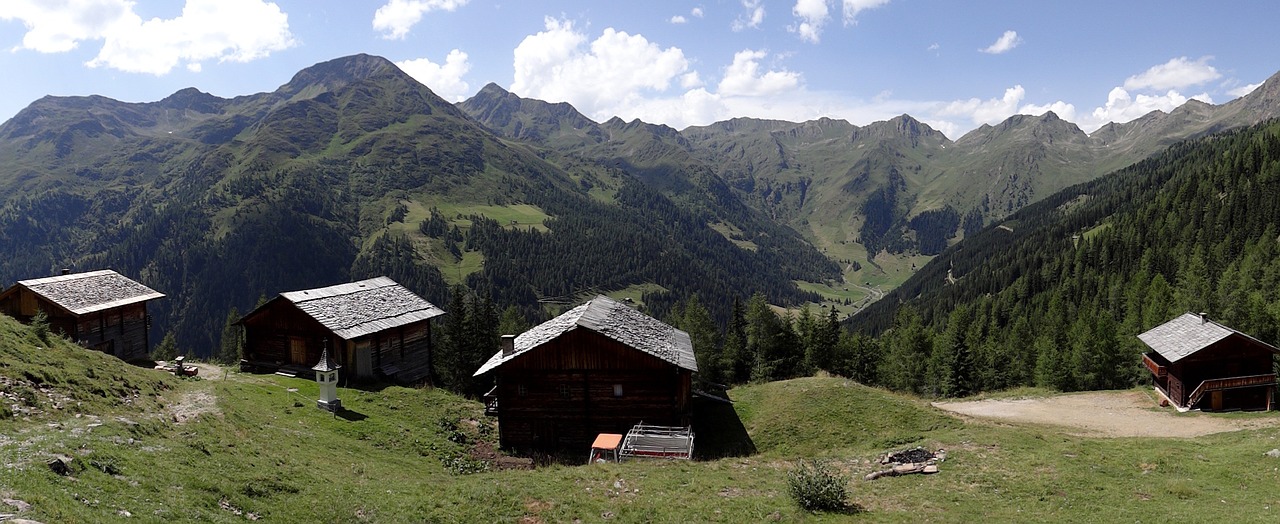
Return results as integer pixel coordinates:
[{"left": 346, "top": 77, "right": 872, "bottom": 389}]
[
  {"left": 980, "top": 30, "right": 1021, "bottom": 54},
  {"left": 691, "top": 7, "right": 705, "bottom": 18},
  {"left": 1228, "top": 82, "right": 1262, "bottom": 98},
  {"left": 1123, "top": 56, "right": 1220, "bottom": 90},
  {"left": 938, "top": 85, "right": 1026, "bottom": 125},
  {"left": 732, "top": 0, "right": 765, "bottom": 31},
  {"left": 790, "top": 0, "right": 829, "bottom": 43},
  {"left": 396, "top": 49, "right": 471, "bottom": 101},
  {"left": 841, "top": 0, "right": 890, "bottom": 25},
  {"left": 512, "top": 18, "right": 694, "bottom": 121},
  {"left": 373, "top": 0, "right": 469, "bottom": 39},
  {"left": 0, "top": 0, "right": 295, "bottom": 75},
  {"left": 718, "top": 50, "right": 801, "bottom": 97},
  {"left": 1082, "top": 87, "right": 1211, "bottom": 128},
  {"left": 670, "top": 15, "right": 687, "bottom": 24}
]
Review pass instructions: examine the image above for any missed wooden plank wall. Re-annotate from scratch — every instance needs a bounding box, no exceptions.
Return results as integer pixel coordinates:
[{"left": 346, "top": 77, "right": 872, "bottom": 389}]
[
  {"left": 496, "top": 329, "right": 693, "bottom": 450},
  {"left": 71, "top": 303, "right": 150, "bottom": 361}
]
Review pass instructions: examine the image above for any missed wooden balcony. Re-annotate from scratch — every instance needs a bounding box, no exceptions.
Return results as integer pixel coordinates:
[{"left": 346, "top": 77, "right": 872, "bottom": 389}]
[
  {"left": 1187, "top": 373, "right": 1277, "bottom": 408},
  {"left": 1142, "top": 353, "right": 1166, "bottom": 378}
]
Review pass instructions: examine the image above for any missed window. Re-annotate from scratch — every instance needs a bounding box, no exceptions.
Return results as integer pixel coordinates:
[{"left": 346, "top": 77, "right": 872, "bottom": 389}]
[
  {"left": 559, "top": 383, "right": 572, "bottom": 399},
  {"left": 517, "top": 384, "right": 527, "bottom": 397},
  {"left": 613, "top": 384, "right": 624, "bottom": 397}
]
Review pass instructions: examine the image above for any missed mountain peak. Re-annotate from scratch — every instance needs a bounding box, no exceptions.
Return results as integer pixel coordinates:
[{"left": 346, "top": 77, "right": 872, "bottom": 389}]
[{"left": 278, "top": 54, "right": 400, "bottom": 98}]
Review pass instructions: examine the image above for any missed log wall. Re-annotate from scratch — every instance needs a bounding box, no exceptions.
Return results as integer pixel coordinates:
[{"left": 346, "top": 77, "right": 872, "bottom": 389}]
[{"left": 495, "top": 329, "right": 693, "bottom": 450}]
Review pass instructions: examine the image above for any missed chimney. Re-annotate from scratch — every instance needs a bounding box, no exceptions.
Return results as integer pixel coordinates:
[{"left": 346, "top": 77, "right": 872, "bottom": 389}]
[
  {"left": 1199, "top": 312, "right": 1208, "bottom": 324},
  {"left": 500, "top": 334, "right": 516, "bottom": 357}
]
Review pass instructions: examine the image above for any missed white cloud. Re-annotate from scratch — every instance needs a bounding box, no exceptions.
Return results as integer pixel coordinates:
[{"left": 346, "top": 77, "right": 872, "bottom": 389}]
[
  {"left": 718, "top": 50, "right": 801, "bottom": 97},
  {"left": 511, "top": 18, "right": 693, "bottom": 121},
  {"left": 396, "top": 49, "right": 471, "bottom": 102},
  {"left": 790, "top": 0, "right": 829, "bottom": 43},
  {"left": 670, "top": 15, "right": 687, "bottom": 24},
  {"left": 732, "top": 0, "right": 765, "bottom": 31},
  {"left": 980, "top": 30, "right": 1021, "bottom": 54},
  {"left": 691, "top": 7, "right": 705, "bottom": 18},
  {"left": 841, "top": 0, "right": 890, "bottom": 25},
  {"left": 1080, "top": 87, "right": 1211, "bottom": 130},
  {"left": 1228, "top": 82, "right": 1262, "bottom": 98},
  {"left": 938, "top": 85, "right": 1026, "bottom": 125},
  {"left": 927, "top": 43, "right": 940, "bottom": 52},
  {"left": 1019, "top": 100, "right": 1076, "bottom": 122},
  {"left": 373, "top": 0, "right": 468, "bottom": 40},
  {"left": 0, "top": 0, "right": 295, "bottom": 75},
  {"left": 0, "top": 0, "right": 293, "bottom": 74},
  {"left": 1124, "top": 56, "right": 1220, "bottom": 90}
]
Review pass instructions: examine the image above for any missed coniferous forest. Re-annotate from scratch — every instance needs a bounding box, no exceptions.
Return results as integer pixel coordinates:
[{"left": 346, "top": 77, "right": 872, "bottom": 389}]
[{"left": 3, "top": 54, "right": 1280, "bottom": 403}]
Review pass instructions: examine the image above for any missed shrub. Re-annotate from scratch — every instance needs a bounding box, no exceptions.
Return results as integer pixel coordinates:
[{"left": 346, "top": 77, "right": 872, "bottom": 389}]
[
  {"left": 31, "top": 309, "right": 50, "bottom": 343},
  {"left": 786, "top": 459, "right": 850, "bottom": 512}
]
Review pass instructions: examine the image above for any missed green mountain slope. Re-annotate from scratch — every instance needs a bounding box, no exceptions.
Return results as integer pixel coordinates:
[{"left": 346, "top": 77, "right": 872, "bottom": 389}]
[
  {"left": 464, "top": 74, "right": 1280, "bottom": 309},
  {"left": 849, "top": 118, "right": 1280, "bottom": 395},
  {"left": 0, "top": 54, "right": 835, "bottom": 356}
]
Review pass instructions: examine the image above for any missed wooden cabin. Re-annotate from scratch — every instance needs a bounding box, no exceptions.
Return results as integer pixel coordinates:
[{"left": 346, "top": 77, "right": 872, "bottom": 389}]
[
  {"left": 474, "top": 295, "right": 697, "bottom": 452},
  {"left": 238, "top": 276, "right": 444, "bottom": 384},
  {"left": 1139, "top": 312, "right": 1279, "bottom": 411},
  {"left": 0, "top": 269, "right": 165, "bottom": 362}
]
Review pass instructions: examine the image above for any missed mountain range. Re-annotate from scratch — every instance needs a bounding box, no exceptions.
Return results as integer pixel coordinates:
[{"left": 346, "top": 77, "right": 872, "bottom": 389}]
[{"left": 1, "top": 53, "right": 1278, "bottom": 355}]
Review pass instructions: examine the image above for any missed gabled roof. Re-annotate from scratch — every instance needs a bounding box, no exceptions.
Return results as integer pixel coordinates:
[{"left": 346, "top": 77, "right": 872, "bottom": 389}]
[
  {"left": 474, "top": 295, "right": 696, "bottom": 376},
  {"left": 1138, "top": 312, "right": 1280, "bottom": 363},
  {"left": 265, "top": 276, "right": 444, "bottom": 340},
  {"left": 5, "top": 270, "right": 165, "bottom": 316}
]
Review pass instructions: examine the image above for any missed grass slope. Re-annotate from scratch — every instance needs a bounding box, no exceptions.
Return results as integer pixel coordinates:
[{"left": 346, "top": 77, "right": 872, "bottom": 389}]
[{"left": 5, "top": 316, "right": 1280, "bottom": 522}]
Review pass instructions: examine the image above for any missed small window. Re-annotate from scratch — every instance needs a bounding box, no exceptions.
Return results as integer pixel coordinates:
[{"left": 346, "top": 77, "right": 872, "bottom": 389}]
[
  {"left": 517, "top": 384, "right": 527, "bottom": 397},
  {"left": 559, "top": 383, "right": 572, "bottom": 399},
  {"left": 613, "top": 384, "right": 624, "bottom": 397}
]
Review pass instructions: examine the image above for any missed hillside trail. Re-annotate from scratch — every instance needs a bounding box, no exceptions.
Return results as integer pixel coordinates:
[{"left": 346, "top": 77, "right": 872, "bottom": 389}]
[
  {"left": 167, "top": 362, "right": 281, "bottom": 424},
  {"left": 933, "top": 389, "right": 1280, "bottom": 438}
]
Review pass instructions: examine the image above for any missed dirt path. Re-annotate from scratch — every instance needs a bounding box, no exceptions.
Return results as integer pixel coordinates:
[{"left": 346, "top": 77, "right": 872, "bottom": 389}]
[{"left": 933, "top": 390, "right": 1280, "bottom": 438}]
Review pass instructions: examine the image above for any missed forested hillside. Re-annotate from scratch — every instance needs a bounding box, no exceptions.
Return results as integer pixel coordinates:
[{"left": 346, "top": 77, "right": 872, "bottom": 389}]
[
  {"left": 0, "top": 54, "right": 835, "bottom": 357},
  {"left": 845, "top": 119, "right": 1280, "bottom": 397}
]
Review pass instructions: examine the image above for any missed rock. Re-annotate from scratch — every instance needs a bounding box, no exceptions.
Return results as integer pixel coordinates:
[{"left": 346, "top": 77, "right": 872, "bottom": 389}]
[
  {"left": 1264, "top": 449, "right": 1280, "bottom": 458},
  {"left": 4, "top": 498, "right": 32, "bottom": 511}
]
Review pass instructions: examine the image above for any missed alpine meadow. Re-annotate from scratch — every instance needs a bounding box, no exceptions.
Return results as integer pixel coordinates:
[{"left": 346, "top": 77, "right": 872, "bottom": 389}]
[{"left": 6, "top": 50, "right": 1280, "bottom": 522}]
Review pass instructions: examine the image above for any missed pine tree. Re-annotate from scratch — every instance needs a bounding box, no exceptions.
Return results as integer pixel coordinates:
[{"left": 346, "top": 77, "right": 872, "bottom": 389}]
[
  {"left": 153, "top": 332, "right": 179, "bottom": 361},
  {"left": 680, "top": 295, "right": 724, "bottom": 385},
  {"left": 722, "top": 297, "right": 749, "bottom": 384},
  {"left": 217, "top": 307, "right": 243, "bottom": 364}
]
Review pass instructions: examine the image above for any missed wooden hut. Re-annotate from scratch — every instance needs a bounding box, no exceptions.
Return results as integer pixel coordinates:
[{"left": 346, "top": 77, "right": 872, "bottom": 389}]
[
  {"left": 1139, "top": 312, "right": 1279, "bottom": 411},
  {"left": 238, "top": 276, "right": 444, "bottom": 384},
  {"left": 0, "top": 269, "right": 165, "bottom": 361},
  {"left": 474, "top": 295, "right": 697, "bottom": 451}
]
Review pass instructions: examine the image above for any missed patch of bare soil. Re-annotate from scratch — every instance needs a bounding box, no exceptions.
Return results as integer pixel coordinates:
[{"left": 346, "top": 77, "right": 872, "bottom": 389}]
[
  {"left": 933, "top": 390, "right": 1280, "bottom": 437},
  {"left": 168, "top": 390, "right": 219, "bottom": 424}
]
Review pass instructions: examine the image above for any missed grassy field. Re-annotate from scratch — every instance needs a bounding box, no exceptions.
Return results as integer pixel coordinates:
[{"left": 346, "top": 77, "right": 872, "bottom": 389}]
[{"left": 4, "top": 315, "right": 1280, "bottom": 522}]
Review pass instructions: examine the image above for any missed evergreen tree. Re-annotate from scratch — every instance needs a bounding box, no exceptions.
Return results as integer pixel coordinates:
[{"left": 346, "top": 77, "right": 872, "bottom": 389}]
[
  {"left": 437, "top": 285, "right": 469, "bottom": 391},
  {"left": 722, "top": 297, "right": 750, "bottom": 383},
  {"left": 680, "top": 295, "right": 724, "bottom": 385},
  {"left": 153, "top": 332, "right": 179, "bottom": 361},
  {"left": 217, "top": 307, "right": 243, "bottom": 364},
  {"left": 496, "top": 305, "right": 532, "bottom": 337},
  {"left": 878, "top": 307, "right": 931, "bottom": 394}
]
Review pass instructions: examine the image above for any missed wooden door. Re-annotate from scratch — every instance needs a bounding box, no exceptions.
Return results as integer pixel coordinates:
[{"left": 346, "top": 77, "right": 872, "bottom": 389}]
[
  {"left": 289, "top": 337, "right": 307, "bottom": 365},
  {"left": 355, "top": 341, "right": 372, "bottom": 378},
  {"left": 1211, "top": 391, "right": 1223, "bottom": 411}
]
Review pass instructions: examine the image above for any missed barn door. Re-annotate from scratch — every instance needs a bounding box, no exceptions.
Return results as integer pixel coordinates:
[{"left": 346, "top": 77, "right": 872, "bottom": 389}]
[
  {"left": 289, "top": 336, "right": 307, "bottom": 365},
  {"left": 355, "top": 341, "right": 373, "bottom": 378}
]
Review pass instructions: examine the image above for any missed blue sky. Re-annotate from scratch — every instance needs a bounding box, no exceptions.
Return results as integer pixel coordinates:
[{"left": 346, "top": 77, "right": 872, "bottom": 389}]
[{"left": 1, "top": 0, "right": 1276, "bottom": 139}]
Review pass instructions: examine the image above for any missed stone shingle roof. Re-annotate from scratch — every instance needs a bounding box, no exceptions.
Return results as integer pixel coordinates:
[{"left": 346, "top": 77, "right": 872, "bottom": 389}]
[
  {"left": 474, "top": 295, "right": 696, "bottom": 376},
  {"left": 278, "top": 276, "right": 444, "bottom": 340},
  {"left": 1138, "top": 312, "right": 1279, "bottom": 363},
  {"left": 14, "top": 270, "right": 164, "bottom": 315}
]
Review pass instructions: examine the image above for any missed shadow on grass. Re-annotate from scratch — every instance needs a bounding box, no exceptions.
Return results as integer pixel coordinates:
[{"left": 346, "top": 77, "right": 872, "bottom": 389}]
[
  {"left": 692, "top": 394, "right": 756, "bottom": 460},
  {"left": 336, "top": 408, "right": 368, "bottom": 421}
]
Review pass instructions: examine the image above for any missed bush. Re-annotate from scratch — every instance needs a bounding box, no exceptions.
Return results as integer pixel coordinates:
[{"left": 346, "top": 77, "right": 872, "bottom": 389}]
[
  {"left": 786, "top": 459, "right": 850, "bottom": 512},
  {"left": 30, "top": 309, "right": 50, "bottom": 343}
]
